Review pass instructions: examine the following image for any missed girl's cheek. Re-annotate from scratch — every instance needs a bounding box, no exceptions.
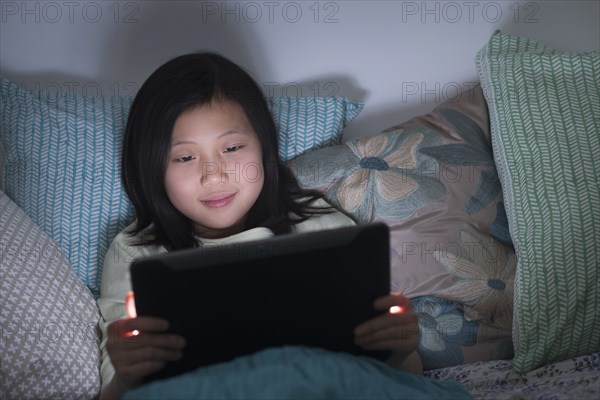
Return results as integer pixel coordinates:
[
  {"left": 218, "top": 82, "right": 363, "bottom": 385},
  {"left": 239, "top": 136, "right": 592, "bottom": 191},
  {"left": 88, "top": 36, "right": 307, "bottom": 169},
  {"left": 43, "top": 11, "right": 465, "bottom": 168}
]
[{"left": 241, "top": 162, "right": 263, "bottom": 184}]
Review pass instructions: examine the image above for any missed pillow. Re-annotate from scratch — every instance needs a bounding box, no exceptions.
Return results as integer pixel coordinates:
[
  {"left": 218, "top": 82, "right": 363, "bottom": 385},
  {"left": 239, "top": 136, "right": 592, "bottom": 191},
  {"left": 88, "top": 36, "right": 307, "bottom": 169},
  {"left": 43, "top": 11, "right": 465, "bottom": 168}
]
[
  {"left": 0, "top": 76, "right": 363, "bottom": 297},
  {"left": 0, "top": 191, "right": 101, "bottom": 399},
  {"left": 476, "top": 30, "right": 600, "bottom": 373},
  {"left": 267, "top": 96, "right": 363, "bottom": 160},
  {"left": 290, "top": 86, "right": 516, "bottom": 332},
  {"left": 411, "top": 296, "right": 512, "bottom": 370}
]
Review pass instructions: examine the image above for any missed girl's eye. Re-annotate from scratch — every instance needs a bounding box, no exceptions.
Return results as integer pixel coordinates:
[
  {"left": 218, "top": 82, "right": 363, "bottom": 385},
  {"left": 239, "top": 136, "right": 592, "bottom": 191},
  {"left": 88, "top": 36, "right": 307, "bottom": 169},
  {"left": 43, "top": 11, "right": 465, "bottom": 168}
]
[
  {"left": 224, "top": 145, "right": 243, "bottom": 153},
  {"left": 175, "top": 155, "right": 195, "bottom": 163}
]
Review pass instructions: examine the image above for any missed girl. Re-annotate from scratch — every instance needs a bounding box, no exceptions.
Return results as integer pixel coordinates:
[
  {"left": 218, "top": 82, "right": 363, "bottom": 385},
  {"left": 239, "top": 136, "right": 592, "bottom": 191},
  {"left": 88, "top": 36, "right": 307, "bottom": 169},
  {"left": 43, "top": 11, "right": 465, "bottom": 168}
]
[{"left": 97, "top": 52, "right": 421, "bottom": 399}]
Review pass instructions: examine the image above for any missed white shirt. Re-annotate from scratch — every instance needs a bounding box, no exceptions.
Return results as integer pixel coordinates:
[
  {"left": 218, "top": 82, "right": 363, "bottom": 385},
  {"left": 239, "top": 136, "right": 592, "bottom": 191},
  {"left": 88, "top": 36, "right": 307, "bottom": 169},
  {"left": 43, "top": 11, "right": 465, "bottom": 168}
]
[{"left": 97, "top": 199, "right": 355, "bottom": 388}]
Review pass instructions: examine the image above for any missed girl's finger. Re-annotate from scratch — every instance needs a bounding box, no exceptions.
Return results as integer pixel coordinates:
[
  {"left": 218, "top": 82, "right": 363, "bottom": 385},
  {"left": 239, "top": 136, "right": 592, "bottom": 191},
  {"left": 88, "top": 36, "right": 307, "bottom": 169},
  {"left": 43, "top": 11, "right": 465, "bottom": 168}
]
[
  {"left": 373, "top": 293, "right": 412, "bottom": 312},
  {"left": 109, "top": 331, "right": 186, "bottom": 351},
  {"left": 355, "top": 324, "right": 419, "bottom": 350},
  {"left": 117, "top": 360, "right": 166, "bottom": 384},
  {"left": 356, "top": 322, "right": 419, "bottom": 343},
  {"left": 108, "top": 317, "right": 186, "bottom": 347},
  {"left": 112, "top": 345, "right": 184, "bottom": 366},
  {"left": 354, "top": 311, "right": 417, "bottom": 338},
  {"left": 114, "top": 316, "right": 171, "bottom": 334},
  {"left": 357, "top": 337, "right": 419, "bottom": 352}
]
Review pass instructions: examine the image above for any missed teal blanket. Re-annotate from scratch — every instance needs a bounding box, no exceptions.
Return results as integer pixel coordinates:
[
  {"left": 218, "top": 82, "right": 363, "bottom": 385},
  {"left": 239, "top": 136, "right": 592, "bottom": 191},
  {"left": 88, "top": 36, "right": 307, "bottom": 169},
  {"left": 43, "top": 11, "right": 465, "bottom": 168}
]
[{"left": 124, "top": 346, "right": 470, "bottom": 399}]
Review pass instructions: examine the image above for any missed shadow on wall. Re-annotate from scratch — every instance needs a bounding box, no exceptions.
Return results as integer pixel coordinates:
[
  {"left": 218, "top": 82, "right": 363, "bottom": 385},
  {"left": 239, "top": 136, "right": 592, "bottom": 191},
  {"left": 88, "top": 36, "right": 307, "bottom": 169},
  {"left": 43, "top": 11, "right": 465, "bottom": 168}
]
[
  {"left": 343, "top": 0, "right": 600, "bottom": 141},
  {"left": 99, "top": 0, "right": 367, "bottom": 106},
  {"left": 2, "top": 1, "right": 365, "bottom": 109},
  {"left": 100, "top": 1, "right": 270, "bottom": 87},
  {"left": 5, "top": 1, "right": 595, "bottom": 142},
  {"left": 2, "top": 1, "right": 267, "bottom": 96}
]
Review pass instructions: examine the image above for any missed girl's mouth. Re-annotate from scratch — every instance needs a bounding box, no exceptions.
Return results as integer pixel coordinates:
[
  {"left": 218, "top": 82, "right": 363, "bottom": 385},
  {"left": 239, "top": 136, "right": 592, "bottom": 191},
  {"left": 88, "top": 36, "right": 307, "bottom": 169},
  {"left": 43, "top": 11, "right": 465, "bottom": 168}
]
[{"left": 201, "top": 193, "right": 235, "bottom": 208}]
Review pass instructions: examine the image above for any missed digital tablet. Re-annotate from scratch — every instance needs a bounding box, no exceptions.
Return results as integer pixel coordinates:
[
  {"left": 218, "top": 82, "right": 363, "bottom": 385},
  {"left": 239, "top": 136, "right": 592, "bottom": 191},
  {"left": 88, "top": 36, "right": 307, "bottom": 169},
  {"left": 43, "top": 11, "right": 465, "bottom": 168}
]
[{"left": 130, "top": 222, "right": 391, "bottom": 382}]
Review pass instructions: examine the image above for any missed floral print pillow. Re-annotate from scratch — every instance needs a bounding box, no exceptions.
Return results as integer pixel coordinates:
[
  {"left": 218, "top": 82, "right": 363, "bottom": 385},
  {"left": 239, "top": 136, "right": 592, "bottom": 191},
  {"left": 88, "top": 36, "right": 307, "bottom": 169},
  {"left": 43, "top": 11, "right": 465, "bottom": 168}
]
[
  {"left": 412, "top": 296, "right": 513, "bottom": 370},
  {"left": 290, "top": 86, "right": 515, "bottom": 335}
]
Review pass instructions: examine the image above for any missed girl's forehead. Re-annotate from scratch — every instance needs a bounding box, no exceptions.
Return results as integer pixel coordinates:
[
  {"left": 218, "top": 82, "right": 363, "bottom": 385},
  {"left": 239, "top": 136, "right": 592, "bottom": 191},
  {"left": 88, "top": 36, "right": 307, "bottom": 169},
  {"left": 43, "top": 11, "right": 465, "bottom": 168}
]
[{"left": 171, "top": 100, "right": 255, "bottom": 141}]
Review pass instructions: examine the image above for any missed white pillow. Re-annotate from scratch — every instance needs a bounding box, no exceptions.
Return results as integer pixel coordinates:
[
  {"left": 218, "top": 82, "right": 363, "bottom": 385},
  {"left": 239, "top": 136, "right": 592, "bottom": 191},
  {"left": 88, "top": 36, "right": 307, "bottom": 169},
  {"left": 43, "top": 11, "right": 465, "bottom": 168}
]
[{"left": 0, "top": 191, "right": 101, "bottom": 399}]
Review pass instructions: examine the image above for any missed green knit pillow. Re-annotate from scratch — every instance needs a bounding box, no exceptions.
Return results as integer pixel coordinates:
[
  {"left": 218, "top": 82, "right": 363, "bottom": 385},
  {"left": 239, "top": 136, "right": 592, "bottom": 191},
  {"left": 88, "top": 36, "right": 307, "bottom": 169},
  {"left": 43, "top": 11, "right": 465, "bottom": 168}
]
[{"left": 476, "top": 31, "right": 600, "bottom": 373}]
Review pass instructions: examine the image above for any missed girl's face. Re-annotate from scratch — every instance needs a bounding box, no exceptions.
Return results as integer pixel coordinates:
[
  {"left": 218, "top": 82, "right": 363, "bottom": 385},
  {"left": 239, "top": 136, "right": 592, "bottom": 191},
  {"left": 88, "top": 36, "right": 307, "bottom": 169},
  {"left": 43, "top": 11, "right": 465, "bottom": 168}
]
[{"left": 165, "top": 99, "right": 264, "bottom": 239}]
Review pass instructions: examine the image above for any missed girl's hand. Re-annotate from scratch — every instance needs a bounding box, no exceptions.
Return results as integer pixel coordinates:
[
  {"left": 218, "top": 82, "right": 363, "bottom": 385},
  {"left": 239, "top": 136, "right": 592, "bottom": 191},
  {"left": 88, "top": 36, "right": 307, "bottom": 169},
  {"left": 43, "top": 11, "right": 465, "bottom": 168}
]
[
  {"left": 354, "top": 293, "right": 419, "bottom": 355},
  {"left": 106, "top": 317, "right": 186, "bottom": 392}
]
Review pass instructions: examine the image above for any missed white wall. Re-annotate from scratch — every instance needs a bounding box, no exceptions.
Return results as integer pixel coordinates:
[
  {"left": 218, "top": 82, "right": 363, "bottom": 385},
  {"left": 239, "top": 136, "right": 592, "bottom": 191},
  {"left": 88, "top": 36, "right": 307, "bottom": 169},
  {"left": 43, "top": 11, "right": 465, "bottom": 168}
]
[{"left": 1, "top": 0, "right": 599, "bottom": 140}]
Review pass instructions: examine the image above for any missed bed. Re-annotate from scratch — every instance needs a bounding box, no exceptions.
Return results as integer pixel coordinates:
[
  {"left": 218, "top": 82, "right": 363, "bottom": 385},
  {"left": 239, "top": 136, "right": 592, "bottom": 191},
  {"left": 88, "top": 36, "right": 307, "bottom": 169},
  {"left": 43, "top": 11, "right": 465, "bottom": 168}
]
[{"left": 1, "top": 30, "right": 598, "bottom": 399}]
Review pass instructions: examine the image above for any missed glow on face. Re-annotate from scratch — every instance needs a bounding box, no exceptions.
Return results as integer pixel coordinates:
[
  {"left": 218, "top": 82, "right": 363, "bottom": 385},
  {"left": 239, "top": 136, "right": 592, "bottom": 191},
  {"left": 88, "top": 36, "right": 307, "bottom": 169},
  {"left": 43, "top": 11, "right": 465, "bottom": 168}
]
[{"left": 164, "top": 100, "right": 264, "bottom": 239}]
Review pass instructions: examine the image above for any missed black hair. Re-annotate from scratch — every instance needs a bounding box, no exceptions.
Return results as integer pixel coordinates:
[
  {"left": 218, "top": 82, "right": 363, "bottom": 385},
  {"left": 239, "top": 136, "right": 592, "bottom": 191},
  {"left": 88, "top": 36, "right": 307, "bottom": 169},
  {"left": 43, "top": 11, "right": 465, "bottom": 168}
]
[{"left": 122, "top": 52, "right": 329, "bottom": 250}]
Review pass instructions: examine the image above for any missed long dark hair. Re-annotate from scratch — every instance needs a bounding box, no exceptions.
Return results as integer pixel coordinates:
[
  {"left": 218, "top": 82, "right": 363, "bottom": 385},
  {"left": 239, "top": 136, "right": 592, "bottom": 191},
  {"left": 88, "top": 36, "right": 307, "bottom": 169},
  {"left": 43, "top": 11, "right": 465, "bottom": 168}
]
[{"left": 122, "top": 52, "right": 329, "bottom": 250}]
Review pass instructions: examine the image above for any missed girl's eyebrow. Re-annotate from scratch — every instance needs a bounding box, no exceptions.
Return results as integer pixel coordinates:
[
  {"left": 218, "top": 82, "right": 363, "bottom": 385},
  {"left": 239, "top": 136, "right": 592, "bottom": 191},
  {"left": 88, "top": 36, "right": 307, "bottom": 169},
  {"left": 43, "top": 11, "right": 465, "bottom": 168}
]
[
  {"left": 172, "top": 140, "right": 196, "bottom": 147},
  {"left": 218, "top": 129, "right": 246, "bottom": 138},
  {"left": 172, "top": 130, "right": 246, "bottom": 147}
]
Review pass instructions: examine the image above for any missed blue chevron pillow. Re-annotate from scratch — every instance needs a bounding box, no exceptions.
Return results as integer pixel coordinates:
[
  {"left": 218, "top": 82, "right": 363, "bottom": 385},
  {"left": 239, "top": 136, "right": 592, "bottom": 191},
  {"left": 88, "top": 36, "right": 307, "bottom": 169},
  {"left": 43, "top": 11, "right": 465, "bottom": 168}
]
[{"left": 0, "top": 77, "right": 362, "bottom": 297}]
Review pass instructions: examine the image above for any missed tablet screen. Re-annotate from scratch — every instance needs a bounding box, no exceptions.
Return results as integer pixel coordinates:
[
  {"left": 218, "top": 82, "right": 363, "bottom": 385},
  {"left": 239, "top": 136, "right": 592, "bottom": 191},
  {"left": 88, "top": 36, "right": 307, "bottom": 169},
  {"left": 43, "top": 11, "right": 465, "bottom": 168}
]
[{"left": 130, "top": 222, "right": 391, "bottom": 382}]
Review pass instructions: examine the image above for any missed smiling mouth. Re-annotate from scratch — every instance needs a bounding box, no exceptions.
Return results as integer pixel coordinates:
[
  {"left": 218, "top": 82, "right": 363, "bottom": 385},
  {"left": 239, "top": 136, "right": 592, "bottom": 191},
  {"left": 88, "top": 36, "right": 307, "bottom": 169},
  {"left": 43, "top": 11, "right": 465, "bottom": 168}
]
[{"left": 201, "top": 193, "right": 235, "bottom": 208}]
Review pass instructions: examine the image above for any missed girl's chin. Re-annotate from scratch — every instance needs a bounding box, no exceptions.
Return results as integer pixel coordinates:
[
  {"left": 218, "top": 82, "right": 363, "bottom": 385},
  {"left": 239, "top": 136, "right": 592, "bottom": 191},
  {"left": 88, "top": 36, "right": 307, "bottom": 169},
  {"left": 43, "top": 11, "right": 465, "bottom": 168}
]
[{"left": 194, "top": 221, "right": 246, "bottom": 239}]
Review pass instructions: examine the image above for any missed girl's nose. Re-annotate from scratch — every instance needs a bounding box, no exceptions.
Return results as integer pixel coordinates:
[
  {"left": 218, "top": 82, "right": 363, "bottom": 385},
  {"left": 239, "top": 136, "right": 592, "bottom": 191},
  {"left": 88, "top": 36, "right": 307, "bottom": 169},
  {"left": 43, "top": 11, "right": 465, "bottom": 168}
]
[{"left": 200, "top": 161, "right": 229, "bottom": 186}]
